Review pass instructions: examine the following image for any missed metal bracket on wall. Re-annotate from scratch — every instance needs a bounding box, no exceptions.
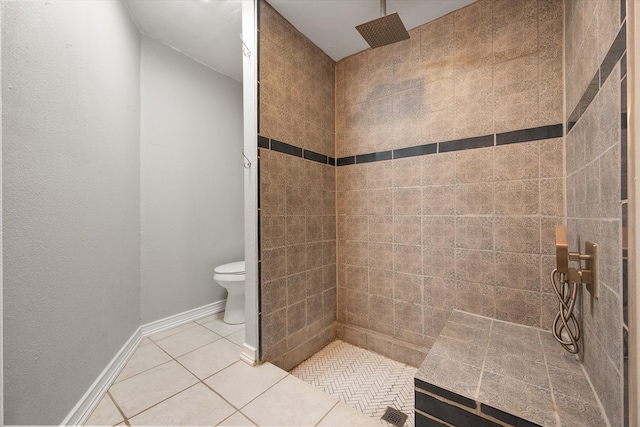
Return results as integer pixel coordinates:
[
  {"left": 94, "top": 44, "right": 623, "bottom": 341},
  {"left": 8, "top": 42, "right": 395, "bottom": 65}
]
[
  {"left": 583, "top": 241, "right": 599, "bottom": 299},
  {"left": 555, "top": 225, "right": 599, "bottom": 299}
]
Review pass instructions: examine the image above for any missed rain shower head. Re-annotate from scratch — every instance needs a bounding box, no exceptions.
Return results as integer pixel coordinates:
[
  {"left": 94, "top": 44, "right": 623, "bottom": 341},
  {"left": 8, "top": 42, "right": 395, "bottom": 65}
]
[{"left": 356, "top": 0, "right": 410, "bottom": 49}]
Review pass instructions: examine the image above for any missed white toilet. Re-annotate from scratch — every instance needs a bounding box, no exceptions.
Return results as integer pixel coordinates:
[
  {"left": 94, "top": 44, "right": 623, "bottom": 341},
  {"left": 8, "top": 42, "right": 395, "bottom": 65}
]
[{"left": 213, "top": 261, "right": 246, "bottom": 325}]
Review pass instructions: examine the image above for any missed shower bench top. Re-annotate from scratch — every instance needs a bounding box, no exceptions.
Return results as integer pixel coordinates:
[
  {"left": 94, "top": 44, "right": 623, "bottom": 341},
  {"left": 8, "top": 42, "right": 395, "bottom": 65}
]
[{"left": 414, "top": 310, "right": 607, "bottom": 427}]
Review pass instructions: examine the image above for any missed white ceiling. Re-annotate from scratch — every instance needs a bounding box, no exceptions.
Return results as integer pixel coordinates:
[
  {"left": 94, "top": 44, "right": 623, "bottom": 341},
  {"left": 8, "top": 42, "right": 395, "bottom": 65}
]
[
  {"left": 124, "top": 0, "right": 475, "bottom": 82},
  {"left": 268, "top": 0, "right": 475, "bottom": 62},
  {"left": 124, "top": 0, "right": 244, "bottom": 81}
]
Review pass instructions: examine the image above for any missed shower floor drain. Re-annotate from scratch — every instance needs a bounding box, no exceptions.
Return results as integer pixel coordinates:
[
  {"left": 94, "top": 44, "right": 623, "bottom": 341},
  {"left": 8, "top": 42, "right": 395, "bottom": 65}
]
[{"left": 381, "top": 406, "right": 408, "bottom": 427}]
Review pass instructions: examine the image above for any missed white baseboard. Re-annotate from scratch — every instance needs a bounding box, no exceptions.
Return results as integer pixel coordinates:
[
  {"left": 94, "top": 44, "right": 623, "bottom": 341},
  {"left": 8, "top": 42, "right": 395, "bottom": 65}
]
[
  {"left": 140, "top": 300, "right": 226, "bottom": 338},
  {"left": 240, "top": 343, "right": 258, "bottom": 366},
  {"left": 60, "top": 329, "right": 143, "bottom": 426},
  {"left": 62, "top": 300, "right": 226, "bottom": 426}
]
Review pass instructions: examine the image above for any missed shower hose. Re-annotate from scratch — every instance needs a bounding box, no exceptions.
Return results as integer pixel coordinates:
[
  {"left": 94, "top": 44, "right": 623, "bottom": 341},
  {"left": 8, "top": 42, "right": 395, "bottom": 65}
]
[{"left": 551, "top": 268, "right": 580, "bottom": 354}]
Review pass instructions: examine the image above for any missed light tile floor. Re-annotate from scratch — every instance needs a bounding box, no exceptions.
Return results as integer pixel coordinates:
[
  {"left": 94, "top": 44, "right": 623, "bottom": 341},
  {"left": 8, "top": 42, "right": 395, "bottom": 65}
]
[
  {"left": 84, "top": 313, "right": 384, "bottom": 426},
  {"left": 291, "top": 341, "right": 416, "bottom": 427}
]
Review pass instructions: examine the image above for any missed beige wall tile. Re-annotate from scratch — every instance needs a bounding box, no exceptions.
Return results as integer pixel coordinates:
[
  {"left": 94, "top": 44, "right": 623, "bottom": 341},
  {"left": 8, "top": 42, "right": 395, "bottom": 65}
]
[
  {"left": 424, "top": 215, "right": 456, "bottom": 248},
  {"left": 455, "top": 216, "right": 493, "bottom": 250},
  {"left": 455, "top": 182, "right": 494, "bottom": 215},
  {"left": 455, "top": 147, "right": 494, "bottom": 184},
  {"left": 286, "top": 272, "right": 307, "bottom": 306},
  {"left": 369, "top": 242, "right": 394, "bottom": 271},
  {"left": 495, "top": 252, "right": 541, "bottom": 292},
  {"left": 424, "top": 246, "right": 456, "bottom": 279},
  {"left": 495, "top": 180, "right": 540, "bottom": 216},
  {"left": 393, "top": 215, "right": 423, "bottom": 245},
  {"left": 369, "top": 268, "right": 394, "bottom": 299},
  {"left": 369, "top": 215, "right": 394, "bottom": 243},
  {"left": 423, "top": 186, "right": 456, "bottom": 215},
  {"left": 393, "top": 187, "right": 423, "bottom": 215},
  {"left": 423, "top": 152, "right": 456, "bottom": 185},
  {"left": 455, "top": 249, "right": 496, "bottom": 285},
  {"left": 494, "top": 287, "right": 541, "bottom": 327},
  {"left": 495, "top": 141, "right": 539, "bottom": 181},
  {"left": 494, "top": 216, "right": 540, "bottom": 254}
]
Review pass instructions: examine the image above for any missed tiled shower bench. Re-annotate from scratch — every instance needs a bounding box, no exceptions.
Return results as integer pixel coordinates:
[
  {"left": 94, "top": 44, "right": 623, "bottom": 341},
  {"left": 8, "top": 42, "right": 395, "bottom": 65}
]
[{"left": 414, "top": 311, "right": 608, "bottom": 427}]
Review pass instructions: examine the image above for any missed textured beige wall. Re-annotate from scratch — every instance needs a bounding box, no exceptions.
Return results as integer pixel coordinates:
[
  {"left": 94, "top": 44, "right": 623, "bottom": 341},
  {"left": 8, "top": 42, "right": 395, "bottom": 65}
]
[
  {"left": 336, "top": 0, "right": 563, "bottom": 158},
  {"left": 565, "top": 0, "right": 626, "bottom": 425},
  {"left": 258, "top": 1, "right": 336, "bottom": 371},
  {"left": 335, "top": 0, "right": 564, "bottom": 366}
]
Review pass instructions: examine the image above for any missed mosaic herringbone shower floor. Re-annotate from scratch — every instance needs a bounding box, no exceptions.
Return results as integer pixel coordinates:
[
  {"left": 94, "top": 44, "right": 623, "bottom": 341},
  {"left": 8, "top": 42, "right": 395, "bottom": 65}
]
[{"left": 291, "top": 340, "right": 417, "bottom": 427}]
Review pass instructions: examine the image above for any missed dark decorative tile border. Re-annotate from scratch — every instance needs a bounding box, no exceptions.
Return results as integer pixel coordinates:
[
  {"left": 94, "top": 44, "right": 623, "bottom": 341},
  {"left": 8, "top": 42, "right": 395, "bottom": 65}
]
[
  {"left": 257, "top": 135, "right": 335, "bottom": 166},
  {"left": 415, "top": 412, "right": 449, "bottom": 427},
  {"left": 496, "top": 125, "right": 563, "bottom": 145},
  {"left": 621, "top": 75, "right": 628, "bottom": 200},
  {"left": 356, "top": 150, "right": 392, "bottom": 164},
  {"left": 567, "top": 71, "right": 599, "bottom": 133},
  {"left": 258, "top": 127, "right": 562, "bottom": 170},
  {"left": 337, "top": 156, "right": 355, "bottom": 166},
  {"left": 480, "top": 404, "right": 541, "bottom": 427},
  {"left": 335, "top": 125, "right": 562, "bottom": 166},
  {"left": 623, "top": 257, "right": 628, "bottom": 323},
  {"left": 624, "top": 326, "right": 629, "bottom": 427},
  {"left": 601, "top": 22, "right": 626, "bottom": 85},
  {"left": 394, "top": 143, "right": 437, "bottom": 159},
  {"left": 567, "top": 23, "right": 627, "bottom": 134},
  {"left": 440, "top": 134, "right": 494, "bottom": 152},
  {"left": 271, "top": 139, "right": 302, "bottom": 157},
  {"left": 415, "top": 390, "right": 502, "bottom": 427},
  {"left": 258, "top": 135, "right": 270, "bottom": 149},
  {"left": 304, "top": 149, "right": 328, "bottom": 164},
  {"left": 415, "top": 378, "right": 476, "bottom": 409},
  {"left": 619, "top": 14, "right": 629, "bottom": 427}
]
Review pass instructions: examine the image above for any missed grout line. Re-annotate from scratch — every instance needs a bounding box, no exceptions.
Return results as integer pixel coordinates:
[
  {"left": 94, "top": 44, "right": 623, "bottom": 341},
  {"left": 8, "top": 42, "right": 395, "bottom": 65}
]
[
  {"left": 199, "top": 367, "right": 244, "bottom": 412},
  {"left": 473, "top": 318, "right": 492, "bottom": 400},
  {"left": 537, "top": 330, "right": 562, "bottom": 427},
  {"left": 314, "top": 400, "right": 340, "bottom": 427},
  {"left": 216, "top": 410, "right": 240, "bottom": 426},
  {"left": 578, "top": 360, "right": 612, "bottom": 427},
  {"left": 107, "top": 391, "right": 131, "bottom": 427},
  {"left": 113, "top": 358, "right": 175, "bottom": 387},
  {"left": 112, "top": 341, "right": 171, "bottom": 385},
  {"left": 124, "top": 382, "right": 202, "bottom": 422},
  {"left": 106, "top": 317, "right": 246, "bottom": 425},
  {"left": 146, "top": 321, "right": 200, "bottom": 342},
  {"left": 236, "top": 373, "right": 292, "bottom": 411}
]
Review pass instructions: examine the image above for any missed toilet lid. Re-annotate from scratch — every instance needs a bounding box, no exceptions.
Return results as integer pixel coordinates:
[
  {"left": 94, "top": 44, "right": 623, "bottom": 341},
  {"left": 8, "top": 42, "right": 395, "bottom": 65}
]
[{"left": 214, "top": 261, "right": 245, "bottom": 274}]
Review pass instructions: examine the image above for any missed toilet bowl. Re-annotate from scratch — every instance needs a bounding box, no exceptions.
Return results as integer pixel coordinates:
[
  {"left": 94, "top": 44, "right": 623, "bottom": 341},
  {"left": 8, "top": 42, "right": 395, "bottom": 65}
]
[{"left": 213, "top": 261, "right": 245, "bottom": 325}]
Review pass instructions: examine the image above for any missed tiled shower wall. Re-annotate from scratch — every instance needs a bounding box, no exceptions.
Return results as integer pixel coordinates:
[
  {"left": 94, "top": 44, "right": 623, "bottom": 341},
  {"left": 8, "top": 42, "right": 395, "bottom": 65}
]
[
  {"left": 565, "top": 0, "right": 627, "bottom": 425},
  {"left": 335, "top": 0, "right": 565, "bottom": 366},
  {"left": 258, "top": 1, "right": 337, "bottom": 371}
]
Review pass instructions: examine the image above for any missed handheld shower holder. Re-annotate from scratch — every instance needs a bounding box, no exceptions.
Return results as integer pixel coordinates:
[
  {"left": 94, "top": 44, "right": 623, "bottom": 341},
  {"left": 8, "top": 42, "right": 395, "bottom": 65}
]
[
  {"left": 552, "top": 225, "right": 599, "bottom": 354},
  {"left": 555, "top": 226, "right": 598, "bottom": 298}
]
